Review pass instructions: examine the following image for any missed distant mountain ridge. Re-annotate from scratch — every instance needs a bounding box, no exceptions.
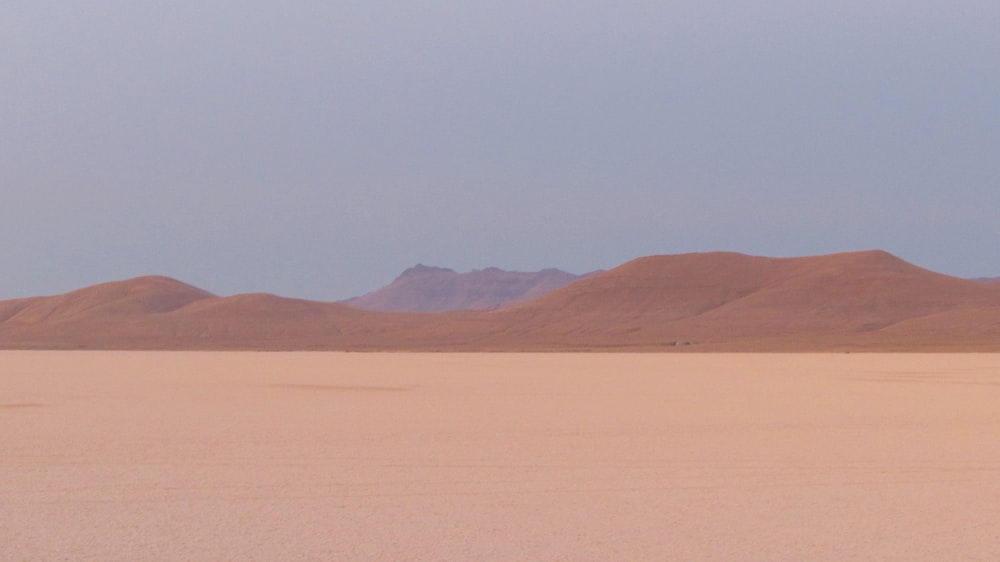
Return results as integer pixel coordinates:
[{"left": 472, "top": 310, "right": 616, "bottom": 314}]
[
  {"left": 343, "top": 264, "right": 588, "bottom": 312},
  {"left": 3, "top": 250, "right": 1000, "bottom": 351}
]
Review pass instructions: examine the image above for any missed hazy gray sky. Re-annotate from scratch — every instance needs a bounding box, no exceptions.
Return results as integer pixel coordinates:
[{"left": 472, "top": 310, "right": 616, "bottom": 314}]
[{"left": 4, "top": 1, "right": 998, "bottom": 300}]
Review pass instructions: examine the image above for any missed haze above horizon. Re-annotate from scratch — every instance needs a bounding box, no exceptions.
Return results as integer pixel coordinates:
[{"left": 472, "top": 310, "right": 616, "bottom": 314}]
[{"left": 4, "top": 1, "right": 998, "bottom": 301}]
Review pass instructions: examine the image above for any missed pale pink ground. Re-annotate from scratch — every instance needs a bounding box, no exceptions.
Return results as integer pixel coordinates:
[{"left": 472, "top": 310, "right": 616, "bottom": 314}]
[{"left": 3, "top": 352, "right": 1000, "bottom": 560}]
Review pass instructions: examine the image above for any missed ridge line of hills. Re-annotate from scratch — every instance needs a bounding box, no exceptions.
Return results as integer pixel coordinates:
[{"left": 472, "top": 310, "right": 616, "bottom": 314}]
[
  {"left": 342, "top": 264, "right": 594, "bottom": 312},
  {"left": 2, "top": 250, "right": 1000, "bottom": 351}
]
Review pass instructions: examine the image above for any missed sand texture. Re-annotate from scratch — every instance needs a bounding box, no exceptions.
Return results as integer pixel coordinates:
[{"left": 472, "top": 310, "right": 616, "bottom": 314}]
[{"left": 3, "top": 352, "right": 1000, "bottom": 560}]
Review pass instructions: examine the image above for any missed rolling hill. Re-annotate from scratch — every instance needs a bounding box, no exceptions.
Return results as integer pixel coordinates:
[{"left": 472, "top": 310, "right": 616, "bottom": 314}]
[
  {"left": 0, "top": 276, "right": 214, "bottom": 325},
  {"left": 487, "top": 250, "right": 1000, "bottom": 349},
  {"left": 2, "top": 251, "right": 999, "bottom": 351}
]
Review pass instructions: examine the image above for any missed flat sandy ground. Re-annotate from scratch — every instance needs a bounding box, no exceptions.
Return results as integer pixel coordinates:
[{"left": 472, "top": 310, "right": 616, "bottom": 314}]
[{"left": 3, "top": 352, "right": 1000, "bottom": 561}]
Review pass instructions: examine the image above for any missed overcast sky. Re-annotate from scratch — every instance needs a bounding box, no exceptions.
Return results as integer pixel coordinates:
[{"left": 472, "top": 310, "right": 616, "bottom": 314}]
[{"left": 3, "top": 1, "right": 998, "bottom": 300}]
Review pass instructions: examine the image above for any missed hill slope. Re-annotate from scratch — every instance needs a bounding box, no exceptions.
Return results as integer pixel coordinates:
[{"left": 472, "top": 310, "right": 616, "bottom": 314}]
[
  {"left": 0, "top": 276, "right": 214, "bottom": 325},
  {"left": 488, "top": 250, "right": 1000, "bottom": 348}
]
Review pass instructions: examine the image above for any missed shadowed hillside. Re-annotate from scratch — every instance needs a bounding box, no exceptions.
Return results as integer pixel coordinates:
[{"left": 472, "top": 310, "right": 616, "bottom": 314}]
[{"left": 3, "top": 251, "right": 1000, "bottom": 351}]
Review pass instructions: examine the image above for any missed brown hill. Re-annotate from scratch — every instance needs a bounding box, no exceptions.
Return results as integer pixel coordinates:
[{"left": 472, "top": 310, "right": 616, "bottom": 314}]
[
  {"left": 0, "top": 278, "right": 472, "bottom": 350},
  {"left": 2, "top": 251, "right": 1000, "bottom": 351},
  {"left": 344, "top": 264, "right": 586, "bottom": 312},
  {"left": 485, "top": 250, "right": 1000, "bottom": 349},
  {"left": 0, "top": 276, "right": 214, "bottom": 349},
  {"left": 1, "top": 276, "right": 214, "bottom": 325}
]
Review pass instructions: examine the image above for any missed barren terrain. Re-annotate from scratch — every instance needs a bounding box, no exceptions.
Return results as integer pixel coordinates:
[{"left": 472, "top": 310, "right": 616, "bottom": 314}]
[
  {"left": 3, "top": 251, "right": 1000, "bottom": 351},
  {"left": 4, "top": 352, "right": 1000, "bottom": 560}
]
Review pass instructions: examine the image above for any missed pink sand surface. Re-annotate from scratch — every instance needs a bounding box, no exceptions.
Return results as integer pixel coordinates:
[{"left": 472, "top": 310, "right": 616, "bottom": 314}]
[{"left": 3, "top": 352, "right": 1000, "bottom": 560}]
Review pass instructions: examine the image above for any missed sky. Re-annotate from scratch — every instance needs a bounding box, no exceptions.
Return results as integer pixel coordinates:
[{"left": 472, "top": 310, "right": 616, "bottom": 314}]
[{"left": 3, "top": 1, "right": 999, "bottom": 300}]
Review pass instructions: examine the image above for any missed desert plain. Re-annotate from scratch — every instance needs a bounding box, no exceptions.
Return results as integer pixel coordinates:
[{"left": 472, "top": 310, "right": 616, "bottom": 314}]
[{"left": 3, "top": 351, "right": 1000, "bottom": 560}]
